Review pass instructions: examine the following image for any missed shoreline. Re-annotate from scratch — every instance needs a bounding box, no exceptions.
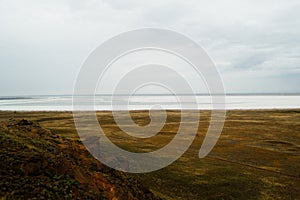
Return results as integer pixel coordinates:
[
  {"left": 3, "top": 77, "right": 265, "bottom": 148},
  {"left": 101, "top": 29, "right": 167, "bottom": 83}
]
[{"left": 1, "top": 108, "right": 300, "bottom": 112}]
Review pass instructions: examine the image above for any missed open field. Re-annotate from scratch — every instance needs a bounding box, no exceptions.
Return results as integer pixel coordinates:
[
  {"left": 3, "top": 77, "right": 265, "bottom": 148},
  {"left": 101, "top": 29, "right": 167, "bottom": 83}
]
[{"left": 0, "top": 110, "right": 300, "bottom": 199}]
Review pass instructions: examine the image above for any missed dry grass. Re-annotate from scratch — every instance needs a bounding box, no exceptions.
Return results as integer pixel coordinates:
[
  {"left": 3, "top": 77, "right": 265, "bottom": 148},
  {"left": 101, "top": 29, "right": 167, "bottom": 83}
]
[{"left": 0, "top": 109, "right": 299, "bottom": 199}]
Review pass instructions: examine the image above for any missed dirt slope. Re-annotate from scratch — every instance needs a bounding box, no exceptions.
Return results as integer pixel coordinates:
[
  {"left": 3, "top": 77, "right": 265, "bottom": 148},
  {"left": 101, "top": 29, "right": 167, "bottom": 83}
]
[{"left": 0, "top": 118, "right": 159, "bottom": 200}]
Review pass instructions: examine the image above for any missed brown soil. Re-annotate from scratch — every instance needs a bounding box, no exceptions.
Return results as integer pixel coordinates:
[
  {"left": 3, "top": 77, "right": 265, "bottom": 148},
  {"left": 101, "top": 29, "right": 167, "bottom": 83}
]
[{"left": 0, "top": 118, "right": 159, "bottom": 200}]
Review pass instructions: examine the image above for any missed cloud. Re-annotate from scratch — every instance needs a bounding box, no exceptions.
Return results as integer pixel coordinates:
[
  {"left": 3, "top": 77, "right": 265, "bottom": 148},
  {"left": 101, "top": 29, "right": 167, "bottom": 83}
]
[{"left": 0, "top": 0, "right": 299, "bottom": 95}]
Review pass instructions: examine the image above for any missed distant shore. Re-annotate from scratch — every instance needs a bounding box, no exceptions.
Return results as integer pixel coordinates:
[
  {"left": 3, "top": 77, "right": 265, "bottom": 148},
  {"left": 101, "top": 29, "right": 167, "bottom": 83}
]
[{"left": 0, "top": 95, "right": 300, "bottom": 111}]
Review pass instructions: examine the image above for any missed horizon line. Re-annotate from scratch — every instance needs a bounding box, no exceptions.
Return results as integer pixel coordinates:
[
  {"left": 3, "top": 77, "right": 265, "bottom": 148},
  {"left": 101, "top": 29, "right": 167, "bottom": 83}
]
[{"left": 1, "top": 92, "right": 300, "bottom": 98}]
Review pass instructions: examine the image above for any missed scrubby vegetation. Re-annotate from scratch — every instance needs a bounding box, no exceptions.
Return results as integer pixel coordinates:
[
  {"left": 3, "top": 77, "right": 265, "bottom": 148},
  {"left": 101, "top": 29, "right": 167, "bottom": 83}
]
[
  {"left": 0, "top": 110, "right": 299, "bottom": 199},
  {"left": 0, "top": 118, "right": 158, "bottom": 200}
]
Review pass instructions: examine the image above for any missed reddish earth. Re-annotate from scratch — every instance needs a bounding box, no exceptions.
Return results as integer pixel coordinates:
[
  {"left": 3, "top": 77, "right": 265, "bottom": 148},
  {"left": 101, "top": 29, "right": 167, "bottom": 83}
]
[{"left": 0, "top": 118, "right": 159, "bottom": 200}]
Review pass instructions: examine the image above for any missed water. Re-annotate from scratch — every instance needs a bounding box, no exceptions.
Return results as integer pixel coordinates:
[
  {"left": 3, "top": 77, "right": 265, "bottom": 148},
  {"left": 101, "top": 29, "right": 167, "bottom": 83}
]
[{"left": 0, "top": 95, "right": 299, "bottom": 111}]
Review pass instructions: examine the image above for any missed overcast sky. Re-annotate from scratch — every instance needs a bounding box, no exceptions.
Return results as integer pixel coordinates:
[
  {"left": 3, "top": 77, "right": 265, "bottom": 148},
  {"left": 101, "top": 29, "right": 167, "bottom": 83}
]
[{"left": 0, "top": 0, "right": 299, "bottom": 96}]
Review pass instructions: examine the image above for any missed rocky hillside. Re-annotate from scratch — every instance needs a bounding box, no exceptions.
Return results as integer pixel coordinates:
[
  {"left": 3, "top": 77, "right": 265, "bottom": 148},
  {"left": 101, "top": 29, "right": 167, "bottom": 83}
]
[{"left": 0, "top": 118, "right": 159, "bottom": 200}]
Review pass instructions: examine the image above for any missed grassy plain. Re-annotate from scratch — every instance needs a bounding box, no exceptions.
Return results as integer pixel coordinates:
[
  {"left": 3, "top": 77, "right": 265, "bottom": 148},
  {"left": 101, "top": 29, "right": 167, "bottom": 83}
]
[{"left": 0, "top": 110, "right": 299, "bottom": 199}]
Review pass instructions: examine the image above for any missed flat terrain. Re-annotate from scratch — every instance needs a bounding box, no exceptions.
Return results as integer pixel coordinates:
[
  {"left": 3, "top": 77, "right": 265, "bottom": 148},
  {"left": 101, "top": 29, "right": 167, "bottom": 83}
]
[{"left": 0, "top": 110, "right": 299, "bottom": 199}]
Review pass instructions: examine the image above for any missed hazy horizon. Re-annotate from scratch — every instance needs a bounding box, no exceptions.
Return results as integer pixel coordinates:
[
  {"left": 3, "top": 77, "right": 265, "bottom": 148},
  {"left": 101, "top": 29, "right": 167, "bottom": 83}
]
[{"left": 1, "top": 92, "right": 300, "bottom": 98}]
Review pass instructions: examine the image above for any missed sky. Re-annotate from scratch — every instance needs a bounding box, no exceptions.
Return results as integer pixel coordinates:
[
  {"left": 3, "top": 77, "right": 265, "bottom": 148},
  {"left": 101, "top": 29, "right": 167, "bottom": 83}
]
[{"left": 0, "top": 0, "right": 300, "bottom": 96}]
